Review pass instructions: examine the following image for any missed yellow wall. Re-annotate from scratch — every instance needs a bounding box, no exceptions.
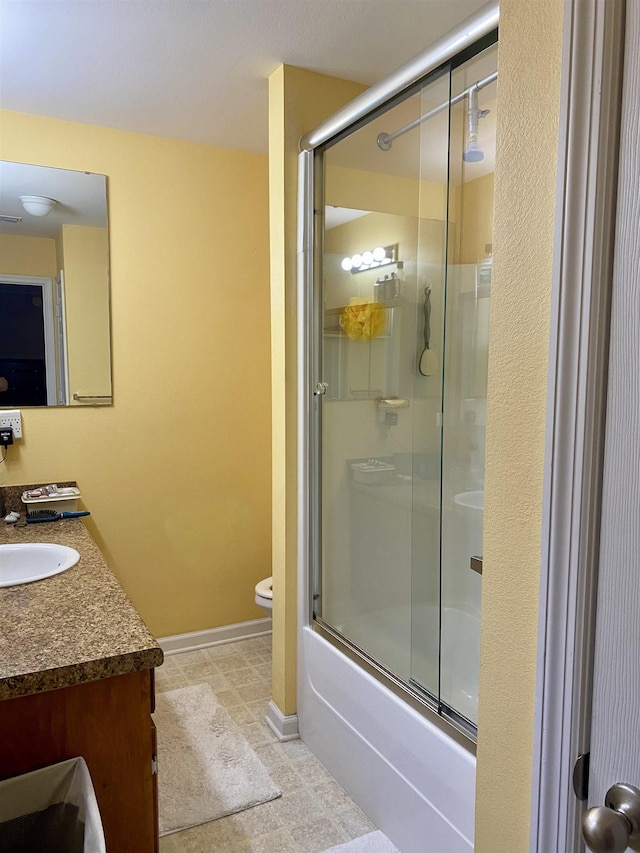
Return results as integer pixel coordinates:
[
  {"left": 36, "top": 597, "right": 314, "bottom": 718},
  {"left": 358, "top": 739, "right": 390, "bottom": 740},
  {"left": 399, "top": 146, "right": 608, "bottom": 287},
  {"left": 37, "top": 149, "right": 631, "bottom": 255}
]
[
  {"left": 0, "top": 109, "right": 272, "bottom": 638},
  {"left": 268, "top": 66, "right": 366, "bottom": 715},
  {"left": 57, "top": 225, "right": 111, "bottom": 402},
  {"left": 451, "top": 172, "right": 495, "bottom": 265},
  {"left": 326, "top": 165, "right": 447, "bottom": 221},
  {"left": 0, "top": 233, "right": 57, "bottom": 279},
  {"left": 474, "top": 1, "right": 563, "bottom": 850}
]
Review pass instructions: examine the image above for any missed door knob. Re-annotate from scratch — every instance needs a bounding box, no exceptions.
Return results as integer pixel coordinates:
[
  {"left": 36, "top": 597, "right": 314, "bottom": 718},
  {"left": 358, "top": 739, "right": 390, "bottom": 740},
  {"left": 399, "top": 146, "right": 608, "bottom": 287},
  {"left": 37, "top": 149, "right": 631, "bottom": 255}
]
[{"left": 582, "top": 783, "right": 640, "bottom": 853}]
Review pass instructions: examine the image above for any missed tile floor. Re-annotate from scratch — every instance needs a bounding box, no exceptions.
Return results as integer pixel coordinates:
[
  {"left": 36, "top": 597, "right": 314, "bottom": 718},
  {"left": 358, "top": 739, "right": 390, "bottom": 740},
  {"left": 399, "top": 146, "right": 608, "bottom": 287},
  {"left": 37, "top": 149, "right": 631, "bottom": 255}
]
[{"left": 156, "top": 635, "right": 376, "bottom": 853}]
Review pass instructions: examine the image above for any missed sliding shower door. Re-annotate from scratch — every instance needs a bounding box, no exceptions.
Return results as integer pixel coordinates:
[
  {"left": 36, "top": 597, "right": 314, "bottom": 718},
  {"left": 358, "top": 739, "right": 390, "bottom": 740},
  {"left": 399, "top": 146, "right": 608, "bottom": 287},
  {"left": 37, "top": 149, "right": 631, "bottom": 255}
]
[{"left": 312, "top": 40, "right": 497, "bottom": 731}]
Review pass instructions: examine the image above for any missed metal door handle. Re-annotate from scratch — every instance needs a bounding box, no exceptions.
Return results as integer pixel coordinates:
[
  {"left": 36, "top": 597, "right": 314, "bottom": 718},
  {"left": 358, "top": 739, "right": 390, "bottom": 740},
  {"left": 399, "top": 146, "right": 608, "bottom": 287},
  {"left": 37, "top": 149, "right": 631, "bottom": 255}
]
[{"left": 582, "top": 783, "right": 640, "bottom": 853}]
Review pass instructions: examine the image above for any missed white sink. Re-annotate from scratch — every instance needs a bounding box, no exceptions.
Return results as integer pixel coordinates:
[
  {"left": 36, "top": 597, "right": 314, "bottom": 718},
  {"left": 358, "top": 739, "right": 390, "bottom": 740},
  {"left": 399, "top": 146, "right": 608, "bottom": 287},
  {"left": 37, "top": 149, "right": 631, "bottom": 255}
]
[
  {"left": 454, "top": 490, "right": 485, "bottom": 511},
  {"left": 0, "top": 543, "right": 80, "bottom": 588}
]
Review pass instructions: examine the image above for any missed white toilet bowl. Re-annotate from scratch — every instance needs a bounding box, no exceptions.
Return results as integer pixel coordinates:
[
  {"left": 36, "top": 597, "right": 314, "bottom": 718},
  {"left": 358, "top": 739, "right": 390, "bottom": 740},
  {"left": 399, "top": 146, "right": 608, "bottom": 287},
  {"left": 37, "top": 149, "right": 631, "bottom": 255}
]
[{"left": 255, "top": 576, "right": 273, "bottom": 616}]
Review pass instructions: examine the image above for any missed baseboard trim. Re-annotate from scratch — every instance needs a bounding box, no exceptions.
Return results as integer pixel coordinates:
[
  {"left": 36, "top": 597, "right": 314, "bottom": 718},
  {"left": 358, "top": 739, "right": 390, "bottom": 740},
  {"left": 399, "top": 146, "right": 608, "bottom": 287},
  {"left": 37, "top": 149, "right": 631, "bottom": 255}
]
[
  {"left": 158, "top": 618, "right": 272, "bottom": 656},
  {"left": 265, "top": 699, "right": 299, "bottom": 742}
]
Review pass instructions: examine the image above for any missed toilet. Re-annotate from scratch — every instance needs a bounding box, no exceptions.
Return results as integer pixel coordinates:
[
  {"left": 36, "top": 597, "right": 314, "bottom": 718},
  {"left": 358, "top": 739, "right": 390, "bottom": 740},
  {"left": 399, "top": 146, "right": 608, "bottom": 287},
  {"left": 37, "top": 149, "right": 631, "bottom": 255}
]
[{"left": 254, "top": 576, "right": 273, "bottom": 616}]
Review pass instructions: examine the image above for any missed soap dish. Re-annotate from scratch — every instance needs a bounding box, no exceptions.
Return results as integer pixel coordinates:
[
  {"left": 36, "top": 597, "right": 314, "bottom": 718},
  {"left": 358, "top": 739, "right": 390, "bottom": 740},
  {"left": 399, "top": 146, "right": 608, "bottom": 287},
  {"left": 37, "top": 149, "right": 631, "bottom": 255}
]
[
  {"left": 21, "top": 487, "right": 81, "bottom": 516},
  {"left": 351, "top": 460, "right": 395, "bottom": 484}
]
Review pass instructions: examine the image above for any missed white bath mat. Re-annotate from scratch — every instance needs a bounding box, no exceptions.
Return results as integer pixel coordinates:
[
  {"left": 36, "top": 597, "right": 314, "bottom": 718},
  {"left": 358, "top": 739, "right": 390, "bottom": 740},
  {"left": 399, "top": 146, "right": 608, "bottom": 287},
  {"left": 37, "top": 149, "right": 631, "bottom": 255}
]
[
  {"left": 154, "top": 683, "right": 281, "bottom": 836},
  {"left": 322, "top": 830, "right": 400, "bottom": 852}
]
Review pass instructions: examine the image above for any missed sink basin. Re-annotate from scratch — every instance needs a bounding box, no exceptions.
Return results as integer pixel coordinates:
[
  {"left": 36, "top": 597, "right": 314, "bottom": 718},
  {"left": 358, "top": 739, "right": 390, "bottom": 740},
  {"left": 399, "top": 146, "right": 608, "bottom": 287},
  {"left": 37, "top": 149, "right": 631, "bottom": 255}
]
[
  {"left": 0, "top": 543, "right": 80, "bottom": 588},
  {"left": 454, "top": 490, "right": 485, "bottom": 511}
]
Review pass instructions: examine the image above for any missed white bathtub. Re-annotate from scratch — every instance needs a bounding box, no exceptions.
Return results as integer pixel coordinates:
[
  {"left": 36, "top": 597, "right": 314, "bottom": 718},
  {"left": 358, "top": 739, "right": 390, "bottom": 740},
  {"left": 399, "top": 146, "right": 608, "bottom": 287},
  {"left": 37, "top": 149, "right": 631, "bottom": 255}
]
[{"left": 297, "top": 624, "right": 476, "bottom": 852}]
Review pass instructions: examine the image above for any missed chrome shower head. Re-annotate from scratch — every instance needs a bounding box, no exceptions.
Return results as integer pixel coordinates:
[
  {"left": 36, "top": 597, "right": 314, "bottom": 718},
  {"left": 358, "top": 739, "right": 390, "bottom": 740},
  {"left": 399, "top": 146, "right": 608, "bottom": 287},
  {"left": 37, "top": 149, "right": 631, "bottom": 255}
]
[
  {"left": 463, "top": 87, "right": 488, "bottom": 162},
  {"left": 463, "top": 140, "right": 484, "bottom": 162}
]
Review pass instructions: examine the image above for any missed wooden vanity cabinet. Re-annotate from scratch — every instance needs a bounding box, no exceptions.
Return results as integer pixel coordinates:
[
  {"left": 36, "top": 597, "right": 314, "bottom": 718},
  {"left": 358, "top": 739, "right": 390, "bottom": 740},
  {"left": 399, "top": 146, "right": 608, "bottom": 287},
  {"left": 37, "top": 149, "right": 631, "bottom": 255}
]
[{"left": 0, "top": 668, "right": 159, "bottom": 852}]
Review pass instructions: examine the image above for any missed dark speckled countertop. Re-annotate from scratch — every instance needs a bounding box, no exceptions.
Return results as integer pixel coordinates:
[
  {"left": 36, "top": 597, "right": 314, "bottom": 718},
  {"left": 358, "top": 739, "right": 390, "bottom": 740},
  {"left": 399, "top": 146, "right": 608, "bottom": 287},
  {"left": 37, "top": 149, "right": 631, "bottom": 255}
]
[{"left": 0, "top": 485, "right": 163, "bottom": 701}]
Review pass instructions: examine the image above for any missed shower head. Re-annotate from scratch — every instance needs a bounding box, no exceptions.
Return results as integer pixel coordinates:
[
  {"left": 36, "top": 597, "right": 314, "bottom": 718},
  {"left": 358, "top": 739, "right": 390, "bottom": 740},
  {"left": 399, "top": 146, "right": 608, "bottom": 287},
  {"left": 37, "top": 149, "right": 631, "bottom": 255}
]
[
  {"left": 462, "top": 87, "right": 489, "bottom": 163},
  {"left": 463, "top": 140, "right": 484, "bottom": 162}
]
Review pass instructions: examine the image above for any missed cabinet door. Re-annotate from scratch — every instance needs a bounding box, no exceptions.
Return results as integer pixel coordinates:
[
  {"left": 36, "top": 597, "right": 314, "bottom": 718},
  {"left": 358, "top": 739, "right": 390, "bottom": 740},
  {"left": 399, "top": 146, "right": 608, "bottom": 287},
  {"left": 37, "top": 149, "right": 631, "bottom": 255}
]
[{"left": 0, "top": 670, "right": 158, "bottom": 852}]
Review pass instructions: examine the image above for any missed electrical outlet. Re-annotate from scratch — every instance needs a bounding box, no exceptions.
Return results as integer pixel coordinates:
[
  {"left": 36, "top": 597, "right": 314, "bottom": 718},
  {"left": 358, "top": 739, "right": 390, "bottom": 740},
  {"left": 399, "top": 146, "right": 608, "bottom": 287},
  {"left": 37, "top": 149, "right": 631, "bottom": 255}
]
[{"left": 0, "top": 409, "right": 22, "bottom": 439}]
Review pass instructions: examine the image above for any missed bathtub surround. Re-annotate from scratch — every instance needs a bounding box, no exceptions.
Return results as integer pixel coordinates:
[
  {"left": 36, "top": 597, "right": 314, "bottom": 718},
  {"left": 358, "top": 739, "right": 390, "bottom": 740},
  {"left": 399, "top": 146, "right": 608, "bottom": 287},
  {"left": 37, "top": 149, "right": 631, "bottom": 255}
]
[{"left": 155, "top": 683, "right": 280, "bottom": 835}]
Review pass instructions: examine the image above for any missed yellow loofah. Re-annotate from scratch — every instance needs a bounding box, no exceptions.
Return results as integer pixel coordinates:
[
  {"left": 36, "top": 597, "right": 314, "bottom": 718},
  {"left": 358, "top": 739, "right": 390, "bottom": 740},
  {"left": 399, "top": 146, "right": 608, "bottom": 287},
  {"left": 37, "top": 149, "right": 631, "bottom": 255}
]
[{"left": 339, "top": 300, "right": 386, "bottom": 341}]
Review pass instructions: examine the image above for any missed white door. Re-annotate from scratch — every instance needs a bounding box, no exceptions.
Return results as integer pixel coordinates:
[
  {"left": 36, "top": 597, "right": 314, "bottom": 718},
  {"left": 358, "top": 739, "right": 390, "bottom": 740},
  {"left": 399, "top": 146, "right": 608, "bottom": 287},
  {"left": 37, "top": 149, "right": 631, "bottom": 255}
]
[{"left": 581, "top": 3, "right": 640, "bottom": 850}]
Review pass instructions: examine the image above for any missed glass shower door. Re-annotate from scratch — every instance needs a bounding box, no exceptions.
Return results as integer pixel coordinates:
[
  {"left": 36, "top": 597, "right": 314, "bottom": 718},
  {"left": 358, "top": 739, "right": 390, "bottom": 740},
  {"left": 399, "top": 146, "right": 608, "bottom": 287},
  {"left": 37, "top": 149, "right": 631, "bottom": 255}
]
[
  {"left": 316, "top": 67, "right": 450, "bottom": 693},
  {"left": 313, "top": 39, "right": 497, "bottom": 732},
  {"left": 424, "top": 46, "right": 496, "bottom": 726}
]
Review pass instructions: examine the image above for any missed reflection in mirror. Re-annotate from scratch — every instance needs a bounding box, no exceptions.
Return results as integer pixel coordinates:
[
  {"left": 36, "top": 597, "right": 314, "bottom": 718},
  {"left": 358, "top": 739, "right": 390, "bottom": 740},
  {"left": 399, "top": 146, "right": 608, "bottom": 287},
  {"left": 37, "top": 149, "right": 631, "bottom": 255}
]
[{"left": 0, "top": 161, "right": 112, "bottom": 407}]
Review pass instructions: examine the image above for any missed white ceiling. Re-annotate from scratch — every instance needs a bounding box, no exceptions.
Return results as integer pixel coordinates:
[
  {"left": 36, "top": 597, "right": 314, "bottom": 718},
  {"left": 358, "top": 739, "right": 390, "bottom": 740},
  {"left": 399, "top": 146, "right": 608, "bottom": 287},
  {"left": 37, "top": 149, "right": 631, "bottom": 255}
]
[
  {"left": 0, "top": 0, "right": 490, "bottom": 155},
  {"left": 0, "top": 162, "right": 107, "bottom": 238}
]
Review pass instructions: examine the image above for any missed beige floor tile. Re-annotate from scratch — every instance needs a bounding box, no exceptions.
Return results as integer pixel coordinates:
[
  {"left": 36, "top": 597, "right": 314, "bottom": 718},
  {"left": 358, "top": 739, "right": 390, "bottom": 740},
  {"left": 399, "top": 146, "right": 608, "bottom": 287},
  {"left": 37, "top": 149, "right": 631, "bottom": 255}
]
[
  {"left": 158, "top": 656, "right": 183, "bottom": 673},
  {"left": 176, "top": 661, "right": 218, "bottom": 682},
  {"left": 224, "top": 702, "right": 256, "bottom": 726},
  {"left": 311, "top": 778, "right": 359, "bottom": 812},
  {"left": 158, "top": 833, "right": 180, "bottom": 853},
  {"left": 155, "top": 673, "right": 189, "bottom": 693},
  {"left": 244, "top": 828, "right": 297, "bottom": 852},
  {"left": 333, "top": 805, "right": 377, "bottom": 840},
  {"left": 272, "top": 788, "right": 330, "bottom": 829},
  {"left": 161, "top": 816, "right": 251, "bottom": 852},
  {"left": 236, "top": 682, "right": 272, "bottom": 702},
  {"left": 290, "top": 751, "right": 334, "bottom": 783},
  {"left": 225, "top": 665, "right": 262, "bottom": 687},
  {"left": 243, "top": 698, "right": 271, "bottom": 723},
  {"left": 214, "top": 653, "right": 254, "bottom": 673},
  {"left": 240, "top": 720, "right": 278, "bottom": 747},
  {"left": 203, "top": 672, "right": 232, "bottom": 693},
  {"left": 226, "top": 798, "right": 283, "bottom": 837},
  {"left": 173, "top": 649, "right": 211, "bottom": 668},
  {"left": 289, "top": 817, "right": 346, "bottom": 853},
  {"left": 213, "top": 687, "right": 245, "bottom": 707},
  {"left": 206, "top": 642, "right": 247, "bottom": 659},
  {"left": 253, "top": 741, "right": 289, "bottom": 770},
  {"left": 267, "top": 760, "right": 306, "bottom": 793},
  {"left": 159, "top": 633, "right": 376, "bottom": 853}
]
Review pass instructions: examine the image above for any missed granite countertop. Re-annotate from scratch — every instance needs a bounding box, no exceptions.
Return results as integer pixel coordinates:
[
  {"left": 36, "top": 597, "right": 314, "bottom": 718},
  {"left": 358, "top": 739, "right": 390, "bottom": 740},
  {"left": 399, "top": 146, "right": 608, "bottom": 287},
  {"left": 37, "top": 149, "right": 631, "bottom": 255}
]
[{"left": 0, "top": 487, "right": 163, "bottom": 701}]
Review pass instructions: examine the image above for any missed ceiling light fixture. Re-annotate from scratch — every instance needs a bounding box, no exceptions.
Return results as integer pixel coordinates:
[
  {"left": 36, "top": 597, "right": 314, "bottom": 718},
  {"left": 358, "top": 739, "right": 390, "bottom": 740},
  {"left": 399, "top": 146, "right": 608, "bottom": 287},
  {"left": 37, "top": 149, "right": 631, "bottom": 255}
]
[{"left": 19, "top": 195, "right": 58, "bottom": 217}]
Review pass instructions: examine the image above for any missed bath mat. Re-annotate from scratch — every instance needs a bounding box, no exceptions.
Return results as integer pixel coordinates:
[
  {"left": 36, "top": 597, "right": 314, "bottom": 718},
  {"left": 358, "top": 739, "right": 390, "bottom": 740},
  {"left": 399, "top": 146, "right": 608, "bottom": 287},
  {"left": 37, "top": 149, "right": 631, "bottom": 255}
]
[
  {"left": 154, "top": 683, "right": 281, "bottom": 836},
  {"left": 322, "top": 831, "right": 400, "bottom": 852}
]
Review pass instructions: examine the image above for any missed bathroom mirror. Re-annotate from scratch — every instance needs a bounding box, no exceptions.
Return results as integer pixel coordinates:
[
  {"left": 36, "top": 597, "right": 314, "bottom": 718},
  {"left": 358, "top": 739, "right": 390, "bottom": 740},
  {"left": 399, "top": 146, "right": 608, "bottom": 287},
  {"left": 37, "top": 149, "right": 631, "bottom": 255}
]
[{"left": 0, "top": 161, "right": 112, "bottom": 406}]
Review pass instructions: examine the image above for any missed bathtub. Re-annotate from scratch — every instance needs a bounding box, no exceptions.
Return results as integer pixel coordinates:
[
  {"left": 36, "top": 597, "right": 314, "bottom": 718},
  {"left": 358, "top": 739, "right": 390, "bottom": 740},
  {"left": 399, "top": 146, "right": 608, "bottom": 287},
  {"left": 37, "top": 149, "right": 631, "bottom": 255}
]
[{"left": 297, "top": 623, "right": 476, "bottom": 852}]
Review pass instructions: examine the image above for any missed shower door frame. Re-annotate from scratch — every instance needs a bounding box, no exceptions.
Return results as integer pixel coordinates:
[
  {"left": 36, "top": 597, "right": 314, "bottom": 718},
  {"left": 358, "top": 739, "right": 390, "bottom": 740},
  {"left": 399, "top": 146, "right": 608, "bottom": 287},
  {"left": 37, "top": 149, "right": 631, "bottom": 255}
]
[{"left": 297, "top": 4, "right": 500, "bottom": 746}]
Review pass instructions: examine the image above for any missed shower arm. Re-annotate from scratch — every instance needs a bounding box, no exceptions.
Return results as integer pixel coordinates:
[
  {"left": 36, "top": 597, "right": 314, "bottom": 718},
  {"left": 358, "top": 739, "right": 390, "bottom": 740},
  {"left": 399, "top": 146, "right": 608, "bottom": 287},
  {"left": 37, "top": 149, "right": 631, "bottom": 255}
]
[{"left": 376, "top": 70, "right": 497, "bottom": 151}]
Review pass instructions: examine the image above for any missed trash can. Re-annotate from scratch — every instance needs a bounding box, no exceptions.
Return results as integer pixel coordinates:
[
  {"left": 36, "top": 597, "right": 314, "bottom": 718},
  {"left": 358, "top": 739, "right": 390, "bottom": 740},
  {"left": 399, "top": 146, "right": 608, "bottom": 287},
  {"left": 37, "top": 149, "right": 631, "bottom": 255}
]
[{"left": 0, "top": 757, "right": 106, "bottom": 853}]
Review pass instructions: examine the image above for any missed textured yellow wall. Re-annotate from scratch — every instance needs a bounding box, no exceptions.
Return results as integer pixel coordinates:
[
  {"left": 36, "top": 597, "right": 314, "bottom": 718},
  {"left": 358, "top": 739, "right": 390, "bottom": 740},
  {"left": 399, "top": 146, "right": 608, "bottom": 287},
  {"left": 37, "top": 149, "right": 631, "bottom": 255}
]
[
  {"left": 268, "top": 65, "right": 366, "bottom": 715},
  {"left": 0, "top": 110, "right": 272, "bottom": 638},
  {"left": 475, "top": 1, "right": 564, "bottom": 850}
]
